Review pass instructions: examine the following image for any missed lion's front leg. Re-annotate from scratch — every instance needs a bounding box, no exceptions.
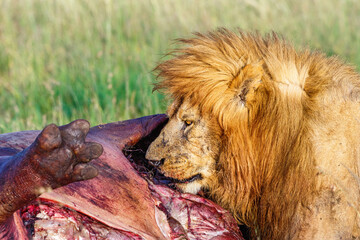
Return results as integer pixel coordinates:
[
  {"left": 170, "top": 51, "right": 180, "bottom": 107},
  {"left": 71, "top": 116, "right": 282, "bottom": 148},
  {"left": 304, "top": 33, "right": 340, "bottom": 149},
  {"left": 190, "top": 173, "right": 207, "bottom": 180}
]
[{"left": 0, "top": 120, "right": 103, "bottom": 222}]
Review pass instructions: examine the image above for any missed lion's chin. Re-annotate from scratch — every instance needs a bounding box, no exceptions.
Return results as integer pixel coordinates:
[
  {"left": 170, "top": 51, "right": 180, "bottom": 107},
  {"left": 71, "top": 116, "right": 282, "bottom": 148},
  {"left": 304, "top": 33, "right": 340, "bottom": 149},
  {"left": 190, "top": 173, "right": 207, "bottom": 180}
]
[
  {"left": 163, "top": 173, "right": 203, "bottom": 194},
  {"left": 168, "top": 173, "right": 202, "bottom": 184},
  {"left": 177, "top": 181, "right": 203, "bottom": 194}
]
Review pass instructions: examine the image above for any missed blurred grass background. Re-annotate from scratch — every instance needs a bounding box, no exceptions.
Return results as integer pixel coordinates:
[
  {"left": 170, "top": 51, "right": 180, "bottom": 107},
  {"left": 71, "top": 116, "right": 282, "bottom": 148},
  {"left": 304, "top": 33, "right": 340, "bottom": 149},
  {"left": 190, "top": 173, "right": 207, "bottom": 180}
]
[{"left": 0, "top": 0, "right": 359, "bottom": 133}]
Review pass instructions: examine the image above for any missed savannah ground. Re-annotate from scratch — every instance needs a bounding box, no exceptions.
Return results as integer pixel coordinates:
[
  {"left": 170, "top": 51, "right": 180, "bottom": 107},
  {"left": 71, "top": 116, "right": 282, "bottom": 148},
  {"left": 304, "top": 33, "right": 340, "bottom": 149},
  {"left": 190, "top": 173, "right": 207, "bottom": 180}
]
[{"left": 0, "top": 0, "right": 359, "bottom": 133}]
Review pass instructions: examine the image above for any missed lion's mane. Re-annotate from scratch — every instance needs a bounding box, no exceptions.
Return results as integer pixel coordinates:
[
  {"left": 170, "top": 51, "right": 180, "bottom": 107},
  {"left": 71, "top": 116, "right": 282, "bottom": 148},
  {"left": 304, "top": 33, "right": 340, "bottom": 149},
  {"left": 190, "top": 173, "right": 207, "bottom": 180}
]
[{"left": 154, "top": 29, "right": 360, "bottom": 239}]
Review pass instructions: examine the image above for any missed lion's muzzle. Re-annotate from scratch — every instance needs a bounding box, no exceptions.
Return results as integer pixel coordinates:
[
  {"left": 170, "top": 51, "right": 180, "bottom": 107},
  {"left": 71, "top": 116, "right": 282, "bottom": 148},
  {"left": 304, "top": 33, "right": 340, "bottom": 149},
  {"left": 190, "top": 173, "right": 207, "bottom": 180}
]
[{"left": 148, "top": 158, "right": 165, "bottom": 167}]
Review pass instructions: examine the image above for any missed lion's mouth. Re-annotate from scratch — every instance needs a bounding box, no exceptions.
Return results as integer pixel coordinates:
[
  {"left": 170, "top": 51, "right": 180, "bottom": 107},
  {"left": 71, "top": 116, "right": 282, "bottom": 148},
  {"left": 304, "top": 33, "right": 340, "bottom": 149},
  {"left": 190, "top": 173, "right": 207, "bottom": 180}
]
[{"left": 166, "top": 174, "right": 202, "bottom": 184}]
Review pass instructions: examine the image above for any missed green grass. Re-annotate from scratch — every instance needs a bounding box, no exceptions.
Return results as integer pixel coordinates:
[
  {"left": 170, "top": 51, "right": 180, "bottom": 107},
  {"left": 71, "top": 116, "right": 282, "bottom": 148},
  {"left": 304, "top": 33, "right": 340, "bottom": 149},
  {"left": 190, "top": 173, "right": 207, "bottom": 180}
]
[{"left": 0, "top": 0, "right": 359, "bottom": 133}]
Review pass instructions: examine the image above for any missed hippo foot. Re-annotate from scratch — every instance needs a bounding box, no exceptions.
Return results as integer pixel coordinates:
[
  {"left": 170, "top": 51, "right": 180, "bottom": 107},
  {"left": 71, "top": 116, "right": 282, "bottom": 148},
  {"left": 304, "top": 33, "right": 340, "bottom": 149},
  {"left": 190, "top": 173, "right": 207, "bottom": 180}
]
[
  {"left": 0, "top": 120, "right": 103, "bottom": 223},
  {"left": 25, "top": 119, "right": 103, "bottom": 189}
]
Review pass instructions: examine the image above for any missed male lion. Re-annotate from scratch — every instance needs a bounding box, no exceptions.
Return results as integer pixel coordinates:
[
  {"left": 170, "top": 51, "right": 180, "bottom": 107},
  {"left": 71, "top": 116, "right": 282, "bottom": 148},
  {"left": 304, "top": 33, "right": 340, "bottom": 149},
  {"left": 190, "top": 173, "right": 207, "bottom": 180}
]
[{"left": 145, "top": 29, "right": 360, "bottom": 239}]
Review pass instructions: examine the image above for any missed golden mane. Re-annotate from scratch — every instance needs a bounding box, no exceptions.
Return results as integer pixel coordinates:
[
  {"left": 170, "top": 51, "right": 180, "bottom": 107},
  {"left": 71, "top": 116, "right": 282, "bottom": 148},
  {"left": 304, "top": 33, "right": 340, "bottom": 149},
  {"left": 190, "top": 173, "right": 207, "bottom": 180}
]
[{"left": 153, "top": 29, "right": 360, "bottom": 239}]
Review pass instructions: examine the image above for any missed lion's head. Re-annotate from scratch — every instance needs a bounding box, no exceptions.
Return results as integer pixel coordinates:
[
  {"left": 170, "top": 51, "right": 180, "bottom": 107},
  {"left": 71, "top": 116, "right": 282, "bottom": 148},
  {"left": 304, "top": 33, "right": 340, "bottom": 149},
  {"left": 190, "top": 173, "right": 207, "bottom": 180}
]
[
  {"left": 145, "top": 29, "right": 360, "bottom": 239},
  {"left": 146, "top": 99, "right": 222, "bottom": 194}
]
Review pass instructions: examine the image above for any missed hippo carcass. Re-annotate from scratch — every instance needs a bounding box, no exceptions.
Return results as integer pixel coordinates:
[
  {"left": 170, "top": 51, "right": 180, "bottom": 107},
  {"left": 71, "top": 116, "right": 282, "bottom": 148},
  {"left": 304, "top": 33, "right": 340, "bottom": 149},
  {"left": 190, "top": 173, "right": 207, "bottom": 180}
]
[{"left": 0, "top": 115, "right": 244, "bottom": 239}]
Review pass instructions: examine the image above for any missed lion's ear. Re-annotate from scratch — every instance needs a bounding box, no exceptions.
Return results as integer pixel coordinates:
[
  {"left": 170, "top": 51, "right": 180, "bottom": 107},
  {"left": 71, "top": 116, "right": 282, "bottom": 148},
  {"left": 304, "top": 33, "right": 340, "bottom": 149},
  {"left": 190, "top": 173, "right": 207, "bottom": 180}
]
[{"left": 229, "top": 62, "right": 264, "bottom": 105}]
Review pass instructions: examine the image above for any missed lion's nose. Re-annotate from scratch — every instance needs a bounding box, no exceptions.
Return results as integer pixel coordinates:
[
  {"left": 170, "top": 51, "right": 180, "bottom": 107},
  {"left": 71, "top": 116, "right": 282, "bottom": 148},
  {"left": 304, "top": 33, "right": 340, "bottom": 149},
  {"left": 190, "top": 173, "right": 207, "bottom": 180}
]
[{"left": 149, "top": 158, "right": 165, "bottom": 167}]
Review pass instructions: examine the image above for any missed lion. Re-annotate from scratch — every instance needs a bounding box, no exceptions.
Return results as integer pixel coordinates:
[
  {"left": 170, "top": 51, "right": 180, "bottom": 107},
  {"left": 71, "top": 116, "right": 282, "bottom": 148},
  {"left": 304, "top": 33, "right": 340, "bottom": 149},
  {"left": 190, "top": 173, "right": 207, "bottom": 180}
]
[{"left": 145, "top": 29, "right": 360, "bottom": 239}]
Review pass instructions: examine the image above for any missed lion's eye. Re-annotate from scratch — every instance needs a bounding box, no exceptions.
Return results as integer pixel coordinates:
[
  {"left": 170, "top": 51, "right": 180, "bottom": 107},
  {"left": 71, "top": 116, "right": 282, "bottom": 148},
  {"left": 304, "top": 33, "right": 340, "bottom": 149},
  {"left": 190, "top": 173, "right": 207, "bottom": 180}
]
[{"left": 184, "top": 120, "right": 193, "bottom": 127}]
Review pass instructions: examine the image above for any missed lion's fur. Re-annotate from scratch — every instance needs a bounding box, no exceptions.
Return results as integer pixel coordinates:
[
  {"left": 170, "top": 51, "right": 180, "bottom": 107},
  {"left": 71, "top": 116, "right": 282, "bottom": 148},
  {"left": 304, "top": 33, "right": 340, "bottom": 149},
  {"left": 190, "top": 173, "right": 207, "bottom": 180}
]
[{"left": 152, "top": 29, "right": 360, "bottom": 239}]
